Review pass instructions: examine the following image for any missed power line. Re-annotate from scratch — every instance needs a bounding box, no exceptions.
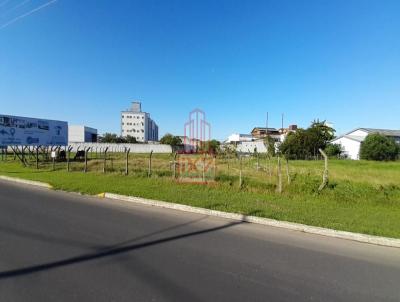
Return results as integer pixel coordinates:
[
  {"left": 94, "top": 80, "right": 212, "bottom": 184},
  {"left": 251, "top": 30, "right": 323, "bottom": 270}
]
[{"left": 0, "top": 0, "right": 57, "bottom": 30}]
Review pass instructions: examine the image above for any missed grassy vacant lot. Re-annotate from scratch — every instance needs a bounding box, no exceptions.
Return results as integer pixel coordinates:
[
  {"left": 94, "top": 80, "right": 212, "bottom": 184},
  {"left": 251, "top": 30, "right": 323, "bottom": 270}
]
[{"left": 0, "top": 152, "right": 399, "bottom": 238}]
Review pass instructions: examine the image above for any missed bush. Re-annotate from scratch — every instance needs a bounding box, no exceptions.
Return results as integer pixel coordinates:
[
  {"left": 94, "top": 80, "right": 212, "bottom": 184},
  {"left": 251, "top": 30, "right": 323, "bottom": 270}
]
[
  {"left": 325, "top": 143, "right": 342, "bottom": 157},
  {"left": 360, "top": 134, "right": 400, "bottom": 161},
  {"left": 160, "top": 134, "right": 182, "bottom": 146},
  {"left": 99, "top": 133, "right": 137, "bottom": 144},
  {"left": 279, "top": 120, "right": 335, "bottom": 159}
]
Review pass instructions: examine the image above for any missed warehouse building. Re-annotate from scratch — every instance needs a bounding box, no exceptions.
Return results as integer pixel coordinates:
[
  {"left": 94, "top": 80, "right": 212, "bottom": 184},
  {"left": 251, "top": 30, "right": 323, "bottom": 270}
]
[
  {"left": 121, "top": 101, "right": 159, "bottom": 142},
  {"left": 68, "top": 125, "right": 98, "bottom": 143},
  {"left": 331, "top": 128, "right": 400, "bottom": 160}
]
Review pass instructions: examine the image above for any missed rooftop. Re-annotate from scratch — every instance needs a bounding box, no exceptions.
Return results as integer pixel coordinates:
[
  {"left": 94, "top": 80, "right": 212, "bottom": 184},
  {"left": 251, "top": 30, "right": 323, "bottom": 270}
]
[{"left": 359, "top": 128, "right": 400, "bottom": 137}]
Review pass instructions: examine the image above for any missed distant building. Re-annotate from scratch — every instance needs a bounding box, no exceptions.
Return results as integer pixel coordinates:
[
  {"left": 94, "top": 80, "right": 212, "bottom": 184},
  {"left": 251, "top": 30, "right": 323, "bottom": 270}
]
[
  {"left": 121, "top": 101, "right": 159, "bottom": 142},
  {"left": 68, "top": 125, "right": 97, "bottom": 143},
  {"left": 331, "top": 128, "right": 400, "bottom": 160},
  {"left": 226, "top": 133, "right": 254, "bottom": 144},
  {"left": 251, "top": 127, "right": 280, "bottom": 139},
  {"left": 223, "top": 124, "right": 298, "bottom": 154}
]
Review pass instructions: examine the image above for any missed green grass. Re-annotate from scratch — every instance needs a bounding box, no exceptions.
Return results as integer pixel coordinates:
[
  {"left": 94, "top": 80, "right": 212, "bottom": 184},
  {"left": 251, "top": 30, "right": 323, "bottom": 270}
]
[{"left": 1, "top": 153, "right": 400, "bottom": 239}]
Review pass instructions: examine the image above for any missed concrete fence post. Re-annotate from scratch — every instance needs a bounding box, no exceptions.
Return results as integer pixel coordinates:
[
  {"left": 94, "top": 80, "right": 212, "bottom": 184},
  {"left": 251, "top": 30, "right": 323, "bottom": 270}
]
[
  {"left": 277, "top": 155, "right": 282, "bottom": 193},
  {"left": 239, "top": 155, "right": 243, "bottom": 189},
  {"left": 172, "top": 152, "right": 177, "bottom": 179},
  {"left": 318, "top": 148, "right": 329, "bottom": 192},
  {"left": 148, "top": 150, "right": 153, "bottom": 177},
  {"left": 125, "top": 147, "right": 130, "bottom": 175}
]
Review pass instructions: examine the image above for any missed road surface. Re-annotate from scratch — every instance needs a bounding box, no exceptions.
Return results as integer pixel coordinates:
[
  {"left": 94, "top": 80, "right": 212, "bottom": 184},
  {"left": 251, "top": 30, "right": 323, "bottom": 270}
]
[{"left": 0, "top": 180, "right": 399, "bottom": 301}]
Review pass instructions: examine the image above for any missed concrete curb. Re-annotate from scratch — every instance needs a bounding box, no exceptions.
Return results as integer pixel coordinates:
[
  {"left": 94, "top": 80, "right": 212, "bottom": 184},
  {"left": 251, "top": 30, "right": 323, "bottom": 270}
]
[
  {"left": 0, "top": 175, "right": 53, "bottom": 189},
  {"left": 104, "top": 193, "right": 400, "bottom": 249}
]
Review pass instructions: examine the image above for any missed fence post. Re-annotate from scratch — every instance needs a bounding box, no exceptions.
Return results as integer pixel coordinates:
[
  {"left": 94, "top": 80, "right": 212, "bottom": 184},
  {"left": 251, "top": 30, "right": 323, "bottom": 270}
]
[
  {"left": 286, "top": 157, "right": 291, "bottom": 184},
  {"left": 318, "top": 148, "right": 329, "bottom": 192},
  {"left": 21, "top": 146, "right": 25, "bottom": 164},
  {"left": 148, "top": 150, "right": 153, "bottom": 177},
  {"left": 67, "top": 146, "right": 73, "bottom": 172},
  {"left": 84, "top": 147, "right": 91, "bottom": 173},
  {"left": 36, "top": 146, "right": 39, "bottom": 169},
  {"left": 227, "top": 153, "right": 230, "bottom": 177},
  {"left": 103, "top": 147, "right": 108, "bottom": 173},
  {"left": 256, "top": 152, "right": 260, "bottom": 171},
  {"left": 125, "top": 147, "right": 130, "bottom": 175},
  {"left": 172, "top": 152, "right": 177, "bottom": 179},
  {"left": 202, "top": 153, "right": 206, "bottom": 182},
  {"left": 213, "top": 155, "right": 216, "bottom": 180},
  {"left": 239, "top": 155, "right": 243, "bottom": 189},
  {"left": 52, "top": 150, "right": 55, "bottom": 171},
  {"left": 277, "top": 155, "right": 282, "bottom": 193}
]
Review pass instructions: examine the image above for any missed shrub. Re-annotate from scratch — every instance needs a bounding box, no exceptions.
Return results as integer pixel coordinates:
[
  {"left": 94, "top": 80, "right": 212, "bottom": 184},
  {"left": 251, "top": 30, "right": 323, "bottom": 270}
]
[
  {"left": 279, "top": 120, "right": 335, "bottom": 159},
  {"left": 160, "top": 134, "right": 182, "bottom": 146},
  {"left": 325, "top": 143, "right": 342, "bottom": 157},
  {"left": 360, "top": 133, "right": 400, "bottom": 161}
]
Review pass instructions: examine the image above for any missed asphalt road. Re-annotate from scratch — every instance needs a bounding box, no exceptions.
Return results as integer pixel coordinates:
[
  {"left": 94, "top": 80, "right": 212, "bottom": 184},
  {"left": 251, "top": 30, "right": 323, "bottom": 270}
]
[{"left": 0, "top": 180, "right": 399, "bottom": 302}]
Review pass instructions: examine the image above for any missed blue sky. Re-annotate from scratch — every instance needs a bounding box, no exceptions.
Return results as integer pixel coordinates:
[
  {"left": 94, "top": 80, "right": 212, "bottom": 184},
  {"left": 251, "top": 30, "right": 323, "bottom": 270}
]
[{"left": 0, "top": 0, "right": 399, "bottom": 139}]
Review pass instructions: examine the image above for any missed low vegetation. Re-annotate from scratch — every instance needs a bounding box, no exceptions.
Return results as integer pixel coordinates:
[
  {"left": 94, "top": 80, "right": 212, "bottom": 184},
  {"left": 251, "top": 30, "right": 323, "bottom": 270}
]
[
  {"left": 360, "top": 133, "right": 400, "bottom": 161},
  {"left": 1, "top": 152, "right": 399, "bottom": 239}
]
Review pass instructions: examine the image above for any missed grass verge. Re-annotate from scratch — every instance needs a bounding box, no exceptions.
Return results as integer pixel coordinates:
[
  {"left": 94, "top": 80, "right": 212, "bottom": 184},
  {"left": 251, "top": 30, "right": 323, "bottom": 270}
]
[{"left": 0, "top": 160, "right": 399, "bottom": 239}]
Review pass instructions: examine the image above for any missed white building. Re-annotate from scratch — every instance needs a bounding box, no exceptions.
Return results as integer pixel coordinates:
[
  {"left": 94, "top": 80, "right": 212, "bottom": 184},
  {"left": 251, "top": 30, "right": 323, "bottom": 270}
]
[
  {"left": 68, "top": 125, "right": 98, "bottom": 143},
  {"left": 226, "top": 133, "right": 254, "bottom": 144},
  {"left": 121, "top": 101, "right": 159, "bottom": 142},
  {"left": 331, "top": 128, "right": 400, "bottom": 160}
]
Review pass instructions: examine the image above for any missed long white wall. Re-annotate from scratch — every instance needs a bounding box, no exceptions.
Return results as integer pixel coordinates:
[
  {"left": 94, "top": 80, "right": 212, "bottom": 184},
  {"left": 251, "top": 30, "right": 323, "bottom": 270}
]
[
  {"left": 68, "top": 142, "right": 172, "bottom": 153},
  {"left": 236, "top": 141, "right": 267, "bottom": 153}
]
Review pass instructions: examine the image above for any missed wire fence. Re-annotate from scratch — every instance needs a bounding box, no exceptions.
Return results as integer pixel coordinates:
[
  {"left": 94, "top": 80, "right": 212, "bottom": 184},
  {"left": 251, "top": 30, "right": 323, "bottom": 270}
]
[{"left": 1, "top": 146, "right": 330, "bottom": 193}]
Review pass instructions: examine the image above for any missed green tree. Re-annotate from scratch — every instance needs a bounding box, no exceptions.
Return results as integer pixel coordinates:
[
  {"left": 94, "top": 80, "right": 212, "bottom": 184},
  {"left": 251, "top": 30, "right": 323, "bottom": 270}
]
[
  {"left": 160, "top": 133, "right": 182, "bottom": 146},
  {"left": 125, "top": 135, "right": 137, "bottom": 144},
  {"left": 360, "top": 133, "right": 399, "bottom": 161},
  {"left": 279, "top": 121, "right": 335, "bottom": 159},
  {"left": 222, "top": 143, "right": 237, "bottom": 157},
  {"left": 307, "top": 120, "right": 335, "bottom": 156},
  {"left": 206, "top": 139, "right": 221, "bottom": 154},
  {"left": 263, "top": 136, "right": 276, "bottom": 156},
  {"left": 100, "top": 133, "right": 139, "bottom": 144},
  {"left": 100, "top": 133, "right": 119, "bottom": 143},
  {"left": 325, "top": 143, "right": 342, "bottom": 157}
]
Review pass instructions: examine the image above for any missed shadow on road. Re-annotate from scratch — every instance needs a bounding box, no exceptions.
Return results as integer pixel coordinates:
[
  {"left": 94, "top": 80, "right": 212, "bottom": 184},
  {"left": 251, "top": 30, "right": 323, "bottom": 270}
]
[{"left": 0, "top": 218, "right": 246, "bottom": 280}]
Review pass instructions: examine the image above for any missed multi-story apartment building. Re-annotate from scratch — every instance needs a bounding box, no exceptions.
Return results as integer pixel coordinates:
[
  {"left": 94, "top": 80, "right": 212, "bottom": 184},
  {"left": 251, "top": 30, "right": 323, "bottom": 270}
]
[{"left": 121, "top": 101, "right": 159, "bottom": 142}]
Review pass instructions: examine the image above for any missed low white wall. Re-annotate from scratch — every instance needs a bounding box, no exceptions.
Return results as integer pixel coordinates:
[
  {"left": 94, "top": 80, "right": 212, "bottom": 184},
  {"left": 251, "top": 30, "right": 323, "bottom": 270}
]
[
  {"left": 68, "top": 142, "right": 172, "bottom": 153},
  {"left": 236, "top": 141, "right": 267, "bottom": 153}
]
